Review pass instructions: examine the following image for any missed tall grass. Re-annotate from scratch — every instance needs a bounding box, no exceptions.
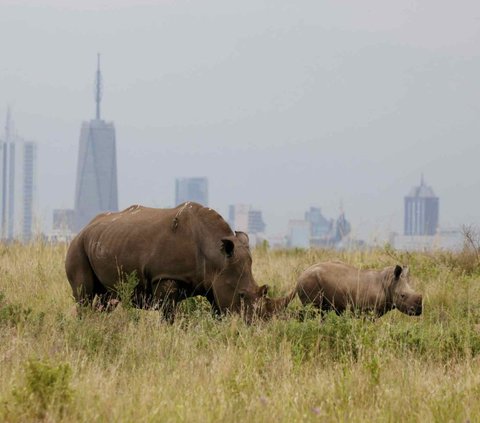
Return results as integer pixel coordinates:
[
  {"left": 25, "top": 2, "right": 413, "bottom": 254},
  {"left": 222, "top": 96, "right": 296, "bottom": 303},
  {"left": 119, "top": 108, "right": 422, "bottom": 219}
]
[{"left": 0, "top": 243, "right": 479, "bottom": 422}]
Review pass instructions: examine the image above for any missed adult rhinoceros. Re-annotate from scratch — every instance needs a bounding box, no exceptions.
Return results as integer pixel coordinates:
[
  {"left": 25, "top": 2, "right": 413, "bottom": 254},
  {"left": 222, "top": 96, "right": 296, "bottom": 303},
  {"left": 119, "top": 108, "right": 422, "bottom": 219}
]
[{"left": 66, "top": 202, "right": 291, "bottom": 322}]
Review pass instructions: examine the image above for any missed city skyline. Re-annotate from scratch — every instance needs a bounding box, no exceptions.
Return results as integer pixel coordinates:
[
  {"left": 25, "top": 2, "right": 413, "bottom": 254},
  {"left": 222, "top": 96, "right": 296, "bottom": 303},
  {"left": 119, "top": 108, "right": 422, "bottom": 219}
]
[
  {"left": 0, "top": 106, "right": 463, "bottom": 244},
  {"left": 1, "top": 1, "right": 479, "bottom": 241}
]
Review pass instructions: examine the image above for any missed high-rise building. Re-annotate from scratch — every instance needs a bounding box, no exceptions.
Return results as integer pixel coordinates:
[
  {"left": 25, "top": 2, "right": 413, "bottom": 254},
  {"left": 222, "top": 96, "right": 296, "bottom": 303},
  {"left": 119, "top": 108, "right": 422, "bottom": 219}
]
[
  {"left": 287, "top": 220, "right": 310, "bottom": 248},
  {"left": 228, "top": 204, "right": 250, "bottom": 231},
  {"left": 48, "top": 208, "right": 75, "bottom": 243},
  {"left": 0, "top": 109, "right": 37, "bottom": 242},
  {"left": 288, "top": 206, "right": 353, "bottom": 248},
  {"left": 53, "top": 209, "right": 75, "bottom": 232},
  {"left": 74, "top": 54, "right": 118, "bottom": 231},
  {"left": 305, "top": 207, "right": 333, "bottom": 239},
  {"left": 404, "top": 175, "right": 439, "bottom": 236},
  {"left": 335, "top": 212, "right": 351, "bottom": 241},
  {"left": 175, "top": 177, "right": 208, "bottom": 206},
  {"left": 228, "top": 204, "right": 266, "bottom": 234},
  {"left": 248, "top": 209, "right": 266, "bottom": 234}
]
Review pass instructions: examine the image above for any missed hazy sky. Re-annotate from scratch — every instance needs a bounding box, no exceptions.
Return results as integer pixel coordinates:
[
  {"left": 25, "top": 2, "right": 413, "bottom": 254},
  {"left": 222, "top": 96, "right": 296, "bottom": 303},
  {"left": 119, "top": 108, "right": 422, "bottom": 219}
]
[{"left": 1, "top": 0, "right": 479, "bottom": 241}]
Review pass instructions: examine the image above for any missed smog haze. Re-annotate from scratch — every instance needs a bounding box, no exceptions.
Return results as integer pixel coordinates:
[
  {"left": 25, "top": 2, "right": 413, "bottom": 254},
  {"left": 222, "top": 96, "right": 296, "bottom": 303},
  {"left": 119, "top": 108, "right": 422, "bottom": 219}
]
[{"left": 1, "top": 0, "right": 479, "bottom": 241}]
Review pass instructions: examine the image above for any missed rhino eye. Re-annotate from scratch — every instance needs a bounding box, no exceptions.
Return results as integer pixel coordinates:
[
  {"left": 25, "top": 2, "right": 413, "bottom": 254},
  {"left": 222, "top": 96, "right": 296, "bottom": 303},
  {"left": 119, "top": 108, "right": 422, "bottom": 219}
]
[
  {"left": 239, "top": 292, "right": 246, "bottom": 300},
  {"left": 400, "top": 294, "right": 407, "bottom": 299}
]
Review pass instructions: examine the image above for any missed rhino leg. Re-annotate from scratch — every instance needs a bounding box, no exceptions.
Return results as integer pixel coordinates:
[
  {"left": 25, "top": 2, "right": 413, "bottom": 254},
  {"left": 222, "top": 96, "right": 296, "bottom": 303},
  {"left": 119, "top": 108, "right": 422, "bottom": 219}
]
[
  {"left": 152, "top": 279, "right": 183, "bottom": 323},
  {"left": 66, "top": 238, "right": 112, "bottom": 314},
  {"left": 92, "top": 295, "right": 119, "bottom": 312},
  {"left": 66, "top": 245, "right": 96, "bottom": 307},
  {"left": 205, "top": 290, "right": 222, "bottom": 318},
  {"left": 296, "top": 281, "right": 329, "bottom": 321},
  {"left": 298, "top": 282, "right": 323, "bottom": 306}
]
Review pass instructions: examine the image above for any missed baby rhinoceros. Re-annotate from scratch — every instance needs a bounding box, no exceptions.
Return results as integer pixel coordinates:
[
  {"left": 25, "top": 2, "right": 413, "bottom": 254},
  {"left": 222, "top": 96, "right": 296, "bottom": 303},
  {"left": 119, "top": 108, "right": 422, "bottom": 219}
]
[{"left": 296, "top": 261, "right": 423, "bottom": 317}]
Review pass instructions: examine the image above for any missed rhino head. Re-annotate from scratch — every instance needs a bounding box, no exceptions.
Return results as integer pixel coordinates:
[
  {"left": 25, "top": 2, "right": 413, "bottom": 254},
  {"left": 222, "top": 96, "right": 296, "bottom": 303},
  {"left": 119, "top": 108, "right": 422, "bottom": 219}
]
[
  {"left": 388, "top": 265, "right": 423, "bottom": 316},
  {"left": 211, "top": 231, "right": 292, "bottom": 322}
]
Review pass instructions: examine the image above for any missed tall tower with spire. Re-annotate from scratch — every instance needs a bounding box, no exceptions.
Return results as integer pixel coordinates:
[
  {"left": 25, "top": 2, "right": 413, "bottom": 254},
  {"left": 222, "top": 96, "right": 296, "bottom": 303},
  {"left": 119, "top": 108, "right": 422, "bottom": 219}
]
[
  {"left": 74, "top": 54, "right": 118, "bottom": 231},
  {"left": 95, "top": 53, "right": 102, "bottom": 120}
]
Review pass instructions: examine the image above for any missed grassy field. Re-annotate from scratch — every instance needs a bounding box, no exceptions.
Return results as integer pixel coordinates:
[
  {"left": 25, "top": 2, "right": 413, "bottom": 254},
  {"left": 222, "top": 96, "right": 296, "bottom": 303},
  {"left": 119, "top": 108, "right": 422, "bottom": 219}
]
[{"left": 1, "top": 243, "right": 480, "bottom": 422}]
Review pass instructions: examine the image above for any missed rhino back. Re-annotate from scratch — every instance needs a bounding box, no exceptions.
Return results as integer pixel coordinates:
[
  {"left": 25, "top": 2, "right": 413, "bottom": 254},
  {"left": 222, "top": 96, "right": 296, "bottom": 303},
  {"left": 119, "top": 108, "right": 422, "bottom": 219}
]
[
  {"left": 297, "top": 262, "right": 386, "bottom": 311},
  {"left": 79, "top": 204, "right": 206, "bottom": 289}
]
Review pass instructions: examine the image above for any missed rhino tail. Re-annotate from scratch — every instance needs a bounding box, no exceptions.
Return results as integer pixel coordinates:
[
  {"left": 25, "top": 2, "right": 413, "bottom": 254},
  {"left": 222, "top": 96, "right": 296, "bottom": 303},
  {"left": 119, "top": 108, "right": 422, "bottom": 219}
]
[{"left": 276, "top": 288, "right": 297, "bottom": 311}]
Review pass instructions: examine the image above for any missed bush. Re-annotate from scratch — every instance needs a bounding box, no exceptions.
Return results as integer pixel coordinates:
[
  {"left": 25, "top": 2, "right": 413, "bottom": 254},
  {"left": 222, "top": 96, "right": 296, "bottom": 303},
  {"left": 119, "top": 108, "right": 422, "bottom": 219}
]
[
  {"left": 10, "top": 359, "right": 74, "bottom": 420},
  {"left": 0, "top": 291, "right": 44, "bottom": 329},
  {"left": 114, "top": 270, "right": 139, "bottom": 310}
]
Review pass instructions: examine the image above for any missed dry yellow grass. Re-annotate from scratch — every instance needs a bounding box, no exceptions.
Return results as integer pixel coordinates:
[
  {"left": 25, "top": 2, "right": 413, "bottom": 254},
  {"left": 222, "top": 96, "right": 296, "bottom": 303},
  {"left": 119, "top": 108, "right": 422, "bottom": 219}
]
[{"left": 1, "top": 243, "right": 480, "bottom": 422}]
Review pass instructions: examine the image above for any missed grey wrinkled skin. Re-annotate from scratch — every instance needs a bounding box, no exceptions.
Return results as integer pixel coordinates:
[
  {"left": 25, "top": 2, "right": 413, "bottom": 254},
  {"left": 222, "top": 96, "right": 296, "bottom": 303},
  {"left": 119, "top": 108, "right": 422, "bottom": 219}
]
[
  {"left": 297, "top": 261, "right": 423, "bottom": 317},
  {"left": 65, "top": 202, "right": 293, "bottom": 322}
]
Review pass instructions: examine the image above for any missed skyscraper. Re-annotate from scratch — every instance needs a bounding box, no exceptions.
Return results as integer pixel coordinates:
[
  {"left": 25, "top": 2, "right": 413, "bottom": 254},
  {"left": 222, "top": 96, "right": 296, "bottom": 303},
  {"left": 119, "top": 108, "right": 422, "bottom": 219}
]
[
  {"left": 228, "top": 204, "right": 266, "bottom": 234},
  {"left": 305, "top": 207, "right": 333, "bottom": 239},
  {"left": 74, "top": 54, "right": 118, "bottom": 231},
  {"left": 175, "top": 177, "right": 208, "bottom": 206},
  {"left": 247, "top": 209, "right": 266, "bottom": 234},
  {"left": 299, "top": 206, "right": 351, "bottom": 248},
  {"left": 0, "top": 109, "right": 37, "bottom": 242},
  {"left": 404, "top": 175, "right": 439, "bottom": 236},
  {"left": 228, "top": 204, "right": 250, "bottom": 231},
  {"left": 287, "top": 220, "right": 310, "bottom": 248},
  {"left": 53, "top": 209, "right": 75, "bottom": 232}
]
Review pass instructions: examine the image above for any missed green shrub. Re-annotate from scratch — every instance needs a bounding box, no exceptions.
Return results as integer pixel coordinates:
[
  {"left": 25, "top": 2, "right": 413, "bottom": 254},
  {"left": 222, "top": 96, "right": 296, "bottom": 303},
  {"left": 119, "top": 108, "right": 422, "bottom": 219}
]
[
  {"left": 0, "top": 291, "right": 44, "bottom": 329},
  {"left": 115, "top": 270, "right": 139, "bottom": 310},
  {"left": 11, "top": 359, "right": 74, "bottom": 419}
]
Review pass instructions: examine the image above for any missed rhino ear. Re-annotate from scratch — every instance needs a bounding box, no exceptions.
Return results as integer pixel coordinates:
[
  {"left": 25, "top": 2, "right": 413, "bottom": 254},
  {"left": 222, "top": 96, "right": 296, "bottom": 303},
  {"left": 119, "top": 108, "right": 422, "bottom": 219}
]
[
  {"left": 258, "top": 284, "right": 269, "bottom": 297},
  {"left": 221, "top": 238, "right": 235, "bottom": 258},
  {"left": 394, "top": 265, "right": 403, "bottom": 280},
  {"left": 235, "top": 231, "right": 250, "bottom": 246}
]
